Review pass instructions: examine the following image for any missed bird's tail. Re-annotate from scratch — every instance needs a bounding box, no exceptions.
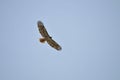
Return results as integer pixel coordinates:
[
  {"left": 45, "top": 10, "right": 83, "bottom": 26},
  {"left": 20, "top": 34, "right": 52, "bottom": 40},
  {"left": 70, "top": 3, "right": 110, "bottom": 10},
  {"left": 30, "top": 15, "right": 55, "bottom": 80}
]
[{"left": 39, "top": 38, "right": 46, "bottom": 43}]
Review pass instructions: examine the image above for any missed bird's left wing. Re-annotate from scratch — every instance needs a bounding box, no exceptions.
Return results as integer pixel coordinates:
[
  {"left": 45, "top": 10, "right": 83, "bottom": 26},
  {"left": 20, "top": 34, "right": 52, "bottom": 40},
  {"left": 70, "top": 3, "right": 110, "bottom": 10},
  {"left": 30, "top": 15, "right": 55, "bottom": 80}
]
[{"left": 46, "top": 37, "right": 62, "bottom": 51}]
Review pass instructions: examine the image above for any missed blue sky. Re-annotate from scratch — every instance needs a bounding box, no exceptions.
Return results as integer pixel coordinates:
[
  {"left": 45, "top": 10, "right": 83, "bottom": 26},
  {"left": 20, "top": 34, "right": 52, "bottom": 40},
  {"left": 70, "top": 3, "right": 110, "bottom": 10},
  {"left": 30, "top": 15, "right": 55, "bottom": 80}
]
[{"left": 0, "top": 0, "right": 120, "bottom": 80}]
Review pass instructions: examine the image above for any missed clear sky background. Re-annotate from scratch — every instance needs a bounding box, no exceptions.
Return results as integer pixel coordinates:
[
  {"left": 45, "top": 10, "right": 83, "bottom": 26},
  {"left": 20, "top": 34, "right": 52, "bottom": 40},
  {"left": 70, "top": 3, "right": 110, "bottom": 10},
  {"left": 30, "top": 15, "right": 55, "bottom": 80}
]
[{"left": 0, "top": 0, "right": 120, "bottom": 80}]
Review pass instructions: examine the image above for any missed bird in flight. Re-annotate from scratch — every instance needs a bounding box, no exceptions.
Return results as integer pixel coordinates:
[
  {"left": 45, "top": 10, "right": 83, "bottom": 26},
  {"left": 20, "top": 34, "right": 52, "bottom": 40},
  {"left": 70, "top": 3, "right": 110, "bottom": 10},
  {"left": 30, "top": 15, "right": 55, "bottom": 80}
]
[{"left": 37, "top": 21, "right": 62, "bottom": 51}]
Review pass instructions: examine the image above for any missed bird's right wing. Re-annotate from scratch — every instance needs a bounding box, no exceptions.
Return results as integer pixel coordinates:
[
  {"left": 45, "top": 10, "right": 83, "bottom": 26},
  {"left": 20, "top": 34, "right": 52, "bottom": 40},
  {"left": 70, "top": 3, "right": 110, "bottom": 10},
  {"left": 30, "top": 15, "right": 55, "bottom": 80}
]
[{"left": 37, "top": 21, "right": 50, "bottom": 38}]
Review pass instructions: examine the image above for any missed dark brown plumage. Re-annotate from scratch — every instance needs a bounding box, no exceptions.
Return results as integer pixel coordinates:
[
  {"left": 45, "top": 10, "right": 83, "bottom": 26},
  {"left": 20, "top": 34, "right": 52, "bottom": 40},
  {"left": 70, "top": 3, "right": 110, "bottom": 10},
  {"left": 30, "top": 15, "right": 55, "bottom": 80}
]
[{"left": 37, "top": 21, "right": 62, "bottom": 51}]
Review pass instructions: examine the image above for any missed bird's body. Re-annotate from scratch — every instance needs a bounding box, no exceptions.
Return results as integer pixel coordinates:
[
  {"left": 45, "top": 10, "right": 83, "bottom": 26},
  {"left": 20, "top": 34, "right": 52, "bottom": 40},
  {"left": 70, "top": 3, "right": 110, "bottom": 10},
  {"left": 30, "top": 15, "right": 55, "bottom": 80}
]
[{"left": 37, "top": 21, "right": 62, "bottom": 51}]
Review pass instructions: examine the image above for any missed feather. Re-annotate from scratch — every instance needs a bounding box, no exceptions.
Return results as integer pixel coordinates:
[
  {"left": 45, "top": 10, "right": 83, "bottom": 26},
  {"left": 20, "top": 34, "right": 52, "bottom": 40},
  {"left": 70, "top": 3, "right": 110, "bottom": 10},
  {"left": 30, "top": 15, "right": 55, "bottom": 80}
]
[{"left": 37, "top": 21, "right": 62, "bottom": 51}]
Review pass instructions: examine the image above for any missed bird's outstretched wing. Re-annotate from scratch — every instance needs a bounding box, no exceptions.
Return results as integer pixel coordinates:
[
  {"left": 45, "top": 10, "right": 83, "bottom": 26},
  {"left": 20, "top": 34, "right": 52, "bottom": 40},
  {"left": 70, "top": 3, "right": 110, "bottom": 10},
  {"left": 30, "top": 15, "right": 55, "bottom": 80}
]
[
  {"left": 37, "top": 21, "right": 50, "bottom": 38},
  {"left": 46, "top": 37, "right": 62, "bottom": 51}
]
